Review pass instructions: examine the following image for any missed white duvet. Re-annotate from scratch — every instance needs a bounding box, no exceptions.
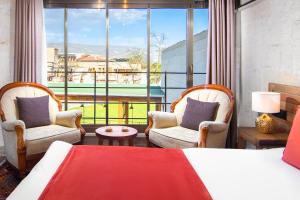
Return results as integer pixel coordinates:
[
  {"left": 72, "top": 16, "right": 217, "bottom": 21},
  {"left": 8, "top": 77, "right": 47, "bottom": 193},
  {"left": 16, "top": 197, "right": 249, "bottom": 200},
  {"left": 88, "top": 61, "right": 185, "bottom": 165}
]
[{"left": 8, "top": 141, "right": 300, "bottom": 200}]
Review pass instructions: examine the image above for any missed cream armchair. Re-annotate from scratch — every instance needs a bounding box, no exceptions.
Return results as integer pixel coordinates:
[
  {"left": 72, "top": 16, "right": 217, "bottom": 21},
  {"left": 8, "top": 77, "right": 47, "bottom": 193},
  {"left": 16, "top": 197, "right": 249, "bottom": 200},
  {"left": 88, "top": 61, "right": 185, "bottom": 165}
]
[
  {"left": 145, "top": 84, "right": 234, "bottom": 148},
  {"left": 0, "top": 82, "right": 85, "bottom": 176}
]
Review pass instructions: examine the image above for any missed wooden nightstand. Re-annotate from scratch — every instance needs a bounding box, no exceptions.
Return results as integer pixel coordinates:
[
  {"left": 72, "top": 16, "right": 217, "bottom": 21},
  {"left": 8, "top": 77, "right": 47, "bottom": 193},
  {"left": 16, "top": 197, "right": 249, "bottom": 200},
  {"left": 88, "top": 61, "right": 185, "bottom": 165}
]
[{"left": 238, "top": 127, "right": 289, "bottom": 149}]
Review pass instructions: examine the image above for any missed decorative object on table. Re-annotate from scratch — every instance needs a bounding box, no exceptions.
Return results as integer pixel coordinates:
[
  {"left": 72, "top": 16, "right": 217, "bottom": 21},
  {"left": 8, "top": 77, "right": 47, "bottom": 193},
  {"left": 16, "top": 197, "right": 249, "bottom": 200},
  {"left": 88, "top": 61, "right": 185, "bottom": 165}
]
[
  {"left": 252, "top": 92, "right": 280, "bottom": 134},
  {"left": 105, "top": 127, "right": 113, "bottom": 132}
]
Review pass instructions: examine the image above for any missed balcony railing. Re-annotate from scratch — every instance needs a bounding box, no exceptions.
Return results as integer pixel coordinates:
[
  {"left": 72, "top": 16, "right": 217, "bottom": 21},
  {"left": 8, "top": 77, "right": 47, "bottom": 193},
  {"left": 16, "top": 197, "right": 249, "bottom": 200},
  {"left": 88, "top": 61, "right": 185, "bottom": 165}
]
[{"left": 47, "top": 71, "right": 206, "bottom": 131}]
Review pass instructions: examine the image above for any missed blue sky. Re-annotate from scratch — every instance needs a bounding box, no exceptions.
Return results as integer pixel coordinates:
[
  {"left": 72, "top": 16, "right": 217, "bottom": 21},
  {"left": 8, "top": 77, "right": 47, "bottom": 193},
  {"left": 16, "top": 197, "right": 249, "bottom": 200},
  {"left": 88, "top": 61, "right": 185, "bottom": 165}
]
[{"left": 45, "top": 8, "right": 208, "bottom": 48}]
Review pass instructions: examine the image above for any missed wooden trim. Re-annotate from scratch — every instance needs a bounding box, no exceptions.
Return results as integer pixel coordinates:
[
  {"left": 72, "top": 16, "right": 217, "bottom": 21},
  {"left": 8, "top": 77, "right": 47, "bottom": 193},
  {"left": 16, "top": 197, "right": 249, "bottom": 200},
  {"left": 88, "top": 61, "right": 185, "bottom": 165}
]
[
  {"left": 75, "top": 113, "right": 86, "bottom": 143},
  {"left": 0, "top": 82, "right": 62, "bottom": 121},
  {"left": 15, "top": 125, "right": 26, "bottom": 177},
  {"left": 170, "top": 84, "right": 235, "bottom": 123},
  {"left": 144, "top": 115, "right": 153, "bottom": 147},
  {"left": 199, "top": 127, "right": 209, "bottom": 148}
]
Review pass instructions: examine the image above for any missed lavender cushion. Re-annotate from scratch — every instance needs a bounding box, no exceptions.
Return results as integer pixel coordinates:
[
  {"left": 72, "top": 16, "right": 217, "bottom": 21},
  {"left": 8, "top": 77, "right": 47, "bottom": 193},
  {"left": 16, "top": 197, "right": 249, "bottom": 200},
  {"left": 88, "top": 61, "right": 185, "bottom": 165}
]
[
  {"left": 180, "top": 97, "right": 219, "bottom": 131},
  {"left": 16, "top": 95, "right": 51, "bottom": 128}
]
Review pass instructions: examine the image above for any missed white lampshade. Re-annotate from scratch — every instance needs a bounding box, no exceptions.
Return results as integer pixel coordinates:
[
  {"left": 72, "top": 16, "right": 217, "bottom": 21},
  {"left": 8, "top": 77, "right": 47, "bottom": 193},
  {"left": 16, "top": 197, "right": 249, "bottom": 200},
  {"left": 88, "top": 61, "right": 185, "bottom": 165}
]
[{"left": 252, "top": 92, "right": 281, "bottom": 113}]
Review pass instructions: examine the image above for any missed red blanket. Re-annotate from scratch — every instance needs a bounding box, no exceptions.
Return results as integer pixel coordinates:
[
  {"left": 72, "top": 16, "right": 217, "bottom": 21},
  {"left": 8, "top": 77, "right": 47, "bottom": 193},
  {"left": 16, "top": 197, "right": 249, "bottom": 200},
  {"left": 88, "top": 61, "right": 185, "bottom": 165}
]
[{"left": 39, "top": 146, "right": 212, "bottom": 200}]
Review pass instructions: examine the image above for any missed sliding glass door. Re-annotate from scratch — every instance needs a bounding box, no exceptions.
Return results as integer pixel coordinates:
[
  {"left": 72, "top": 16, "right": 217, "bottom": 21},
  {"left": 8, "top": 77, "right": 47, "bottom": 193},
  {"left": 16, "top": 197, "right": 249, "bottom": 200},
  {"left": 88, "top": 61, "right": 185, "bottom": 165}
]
[
  {"left": 45, "top": 5, "right": 208, "bottom": 130},
  {"left": 150, "top": 9, "right": 187, "bottom": 111},
  {"left": 108, "top": 9, "right": 148, "bottom": 125}
]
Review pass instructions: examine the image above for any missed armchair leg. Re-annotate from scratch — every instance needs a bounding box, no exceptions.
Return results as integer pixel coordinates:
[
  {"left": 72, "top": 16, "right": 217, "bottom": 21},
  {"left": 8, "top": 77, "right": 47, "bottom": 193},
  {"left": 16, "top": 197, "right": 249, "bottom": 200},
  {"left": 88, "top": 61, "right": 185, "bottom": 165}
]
[
  {"left": 15, "top": 125, "right": 27, "bottom": 178},
  {"left": 146, "top": 134, "right": 151, "bottom": 147},
  {"left": 80, "top": 129, "right": 86, "bottom": 144},
  {"left": 17, "top": 149, "right": 27, "bottom": 179},
  {"left": 75, "top": 114, "right": 86, "bottom": 144}
]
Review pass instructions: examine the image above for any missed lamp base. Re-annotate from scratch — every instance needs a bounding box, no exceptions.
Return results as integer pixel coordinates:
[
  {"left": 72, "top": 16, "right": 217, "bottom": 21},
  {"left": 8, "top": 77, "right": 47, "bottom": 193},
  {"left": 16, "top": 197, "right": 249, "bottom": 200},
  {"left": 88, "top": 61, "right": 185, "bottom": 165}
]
[{"left": 255, "top": 113, "right": 273, "bottom": 134}]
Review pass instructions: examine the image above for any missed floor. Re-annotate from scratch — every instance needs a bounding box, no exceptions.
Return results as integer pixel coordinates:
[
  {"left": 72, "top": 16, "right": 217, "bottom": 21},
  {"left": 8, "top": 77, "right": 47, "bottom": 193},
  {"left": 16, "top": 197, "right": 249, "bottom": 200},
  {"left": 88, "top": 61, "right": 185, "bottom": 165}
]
[{"left": 0, "top": 133, "right": 148, "bottom": 199}]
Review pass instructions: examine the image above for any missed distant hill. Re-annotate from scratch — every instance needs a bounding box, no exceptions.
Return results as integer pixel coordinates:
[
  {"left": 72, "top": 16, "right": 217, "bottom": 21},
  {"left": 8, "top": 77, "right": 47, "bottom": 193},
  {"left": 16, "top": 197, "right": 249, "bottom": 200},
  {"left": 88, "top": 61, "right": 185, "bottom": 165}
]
[{"left": 47, "top": 43, "right": 146, "bottom": 59}]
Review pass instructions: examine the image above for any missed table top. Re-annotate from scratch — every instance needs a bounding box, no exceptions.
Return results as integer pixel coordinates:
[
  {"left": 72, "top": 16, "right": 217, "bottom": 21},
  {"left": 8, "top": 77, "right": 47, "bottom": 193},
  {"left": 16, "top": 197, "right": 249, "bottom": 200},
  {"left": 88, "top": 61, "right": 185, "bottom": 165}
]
[
  {"left": 239, "top": 127, "right": 289, "bottom": 146},
  {"left": 95, "top": 126, "right": 138, "bottom": 139}
]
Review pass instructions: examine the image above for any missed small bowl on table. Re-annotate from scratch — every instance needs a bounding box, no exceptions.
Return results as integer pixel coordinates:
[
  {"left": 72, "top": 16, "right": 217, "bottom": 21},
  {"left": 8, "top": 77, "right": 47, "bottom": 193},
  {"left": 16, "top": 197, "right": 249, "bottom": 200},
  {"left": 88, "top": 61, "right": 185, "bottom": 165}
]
[{"left": 105, "top": 127, "right": 113, "bottom": 132}]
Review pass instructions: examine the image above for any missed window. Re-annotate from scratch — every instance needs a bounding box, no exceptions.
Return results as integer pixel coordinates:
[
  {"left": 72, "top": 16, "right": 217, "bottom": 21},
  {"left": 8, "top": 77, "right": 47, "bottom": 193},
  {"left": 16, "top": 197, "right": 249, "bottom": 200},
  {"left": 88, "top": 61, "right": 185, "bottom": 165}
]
[
  {"left": 45, "top": 9, "right": 65, "bottom": 101},
  {"left": 109, "top": 9, "right": 148, "bottom": 125},
  {"left": 45, "top": 5, "right": 209, "bottom": 129},
  {"left": 150, "top": 9, "right": 187, "bottom": 111},
  {"left": 193, "top": 9, "right": 208, "bottom": 86}
]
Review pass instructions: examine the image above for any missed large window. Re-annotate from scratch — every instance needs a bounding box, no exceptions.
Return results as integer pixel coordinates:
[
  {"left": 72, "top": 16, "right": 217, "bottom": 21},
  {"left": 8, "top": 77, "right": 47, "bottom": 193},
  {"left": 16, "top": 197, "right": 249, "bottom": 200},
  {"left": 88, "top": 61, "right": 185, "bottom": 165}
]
[
  {"left": 150, "top": 9, "right": 187, "bottom": 111},
  {"left": 45, "top": 5, "right": 208, "bottom": 129},
  {"left": 109, "top": 9, "right": 148, "bottom": 125},
  {"left": 193, "top": 9, "right": 208, "bottom": 85}
]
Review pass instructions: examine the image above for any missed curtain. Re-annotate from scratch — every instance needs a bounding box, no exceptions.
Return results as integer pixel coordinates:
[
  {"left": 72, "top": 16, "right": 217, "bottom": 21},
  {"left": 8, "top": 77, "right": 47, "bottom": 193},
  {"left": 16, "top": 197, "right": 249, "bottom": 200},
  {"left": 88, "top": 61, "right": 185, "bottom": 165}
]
[
  {"left": 206, "top": 0, "right": 235, "bottom": 89},
  {"left": 14, "top": 0, "right": 44, "bottom": 83},
  {"left": 206, "top": 0, "right": 236, "bottom": 147}
]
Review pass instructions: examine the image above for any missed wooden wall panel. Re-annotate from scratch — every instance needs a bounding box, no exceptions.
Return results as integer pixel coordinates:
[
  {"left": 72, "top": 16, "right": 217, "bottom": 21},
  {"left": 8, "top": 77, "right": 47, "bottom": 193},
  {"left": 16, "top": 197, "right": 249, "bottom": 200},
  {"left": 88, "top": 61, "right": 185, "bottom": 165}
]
[{"left": 269, "top": 83, "right": 300, "bottom": 123}]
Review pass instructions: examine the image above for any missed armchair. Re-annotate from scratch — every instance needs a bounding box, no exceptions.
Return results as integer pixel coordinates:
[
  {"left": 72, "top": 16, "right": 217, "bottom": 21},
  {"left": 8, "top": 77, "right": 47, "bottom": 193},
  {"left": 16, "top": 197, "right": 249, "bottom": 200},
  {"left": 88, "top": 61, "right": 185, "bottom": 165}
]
[
  {"left": 145, "top": 84, "right": 234, "bottom": 148},
  {"left": 0, "top": 82, "right": 86, "bottom": 176}
]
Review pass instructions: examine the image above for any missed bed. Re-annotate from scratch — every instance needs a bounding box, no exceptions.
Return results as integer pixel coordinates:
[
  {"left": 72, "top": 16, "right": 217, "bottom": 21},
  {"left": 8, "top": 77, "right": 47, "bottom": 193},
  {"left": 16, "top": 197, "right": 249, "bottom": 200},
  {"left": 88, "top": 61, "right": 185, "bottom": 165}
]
[{"left": 7, "top": 141, "right": 300, "bottom": 200}]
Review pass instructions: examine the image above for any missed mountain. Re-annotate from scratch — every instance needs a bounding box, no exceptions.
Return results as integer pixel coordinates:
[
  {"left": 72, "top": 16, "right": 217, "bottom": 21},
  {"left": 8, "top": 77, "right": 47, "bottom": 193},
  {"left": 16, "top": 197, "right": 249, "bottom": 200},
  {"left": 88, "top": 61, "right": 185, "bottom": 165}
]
[{"left": 47, "top": 43, "right": 146, "bottom": 59}]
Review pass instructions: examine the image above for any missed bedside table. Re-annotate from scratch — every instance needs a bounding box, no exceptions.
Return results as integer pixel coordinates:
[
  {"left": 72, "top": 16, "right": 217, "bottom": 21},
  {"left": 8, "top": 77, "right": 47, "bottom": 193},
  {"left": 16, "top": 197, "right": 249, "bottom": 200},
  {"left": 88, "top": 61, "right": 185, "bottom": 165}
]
[{"left": 238, "top": 127, "right": 289, "bottom": 149}]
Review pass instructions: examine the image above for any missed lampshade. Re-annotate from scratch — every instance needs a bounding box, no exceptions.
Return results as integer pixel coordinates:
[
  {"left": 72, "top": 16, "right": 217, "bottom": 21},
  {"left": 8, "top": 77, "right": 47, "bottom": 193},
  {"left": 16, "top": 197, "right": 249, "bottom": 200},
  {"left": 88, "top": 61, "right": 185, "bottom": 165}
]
[{"left": 252, "top": 92, "right": 280, "bottom": 113}]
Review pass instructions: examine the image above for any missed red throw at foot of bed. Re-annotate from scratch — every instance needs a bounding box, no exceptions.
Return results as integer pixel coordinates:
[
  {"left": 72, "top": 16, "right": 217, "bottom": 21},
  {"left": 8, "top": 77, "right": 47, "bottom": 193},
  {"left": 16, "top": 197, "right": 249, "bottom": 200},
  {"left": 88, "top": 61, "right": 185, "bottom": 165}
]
[{"left": 39, "top": 146, "right": 212, "bottom": 200}]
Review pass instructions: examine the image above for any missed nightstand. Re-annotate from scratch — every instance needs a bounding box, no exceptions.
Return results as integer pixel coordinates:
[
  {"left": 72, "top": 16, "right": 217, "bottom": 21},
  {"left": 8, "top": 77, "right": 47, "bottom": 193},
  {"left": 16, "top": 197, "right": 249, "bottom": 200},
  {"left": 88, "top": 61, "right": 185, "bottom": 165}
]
[{"left": 238, "top": 127, "right": 289, "bottom": 149}]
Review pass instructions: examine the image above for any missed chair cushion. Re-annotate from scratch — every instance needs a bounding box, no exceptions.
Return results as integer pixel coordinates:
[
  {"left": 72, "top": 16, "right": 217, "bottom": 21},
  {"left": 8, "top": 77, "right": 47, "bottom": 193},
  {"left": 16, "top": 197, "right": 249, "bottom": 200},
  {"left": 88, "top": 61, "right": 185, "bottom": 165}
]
[
  {"left": 180, "top": 97, "right": 219, "bottom": 130},
  {"left": 149, "top": 126, "right": 199, "bottom": 148},
  {"left": 25, "top": 125, "right": 81, "bottom": 155},
  {"left": 16, "top": 95, "right": 51, "bottom": 128},
  {"left": 282, "top": 107, "right": 300, "bottom": 169}
]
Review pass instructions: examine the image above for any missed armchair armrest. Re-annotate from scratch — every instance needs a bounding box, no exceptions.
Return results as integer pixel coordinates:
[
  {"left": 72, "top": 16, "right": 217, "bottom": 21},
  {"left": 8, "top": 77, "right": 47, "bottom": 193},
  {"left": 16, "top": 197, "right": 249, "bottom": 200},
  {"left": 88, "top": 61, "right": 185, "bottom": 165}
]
[
  {"left": 198, "top": 121, "right": 228, "bottom": 148},
  {"left": 56, "top": 110, "right": 82, "bottom": 128},
  {"left": 149, "top": 111, "right": 177, "bottom": 129},
  {"left": 1, "top": 120, "right": 26, "bottom": 131},
  {"left": 199, "top": 121, "right": 228, "bottom": 133},
  {"left": 145, "top": 111, "right": 177, "bottom": 135}
]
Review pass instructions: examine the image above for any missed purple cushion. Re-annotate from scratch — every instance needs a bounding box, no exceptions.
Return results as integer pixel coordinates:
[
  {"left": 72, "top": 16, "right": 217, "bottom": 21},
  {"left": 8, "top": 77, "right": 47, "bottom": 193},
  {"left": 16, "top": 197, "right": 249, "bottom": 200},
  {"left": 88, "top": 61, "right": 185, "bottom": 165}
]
[
  {"left": 16, "top": 95, "right": 51, "bottom": 128},
  {"left": 180, "top": 97, "right": 219, "bottom": 131}
]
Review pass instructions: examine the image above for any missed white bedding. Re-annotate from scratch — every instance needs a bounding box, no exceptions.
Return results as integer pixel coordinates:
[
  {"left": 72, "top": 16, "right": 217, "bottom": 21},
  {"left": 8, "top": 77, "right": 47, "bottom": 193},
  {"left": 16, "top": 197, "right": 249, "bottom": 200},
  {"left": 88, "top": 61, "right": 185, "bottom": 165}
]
[{"left": 8, "top": 141, "right": 300, "bottom": 200}]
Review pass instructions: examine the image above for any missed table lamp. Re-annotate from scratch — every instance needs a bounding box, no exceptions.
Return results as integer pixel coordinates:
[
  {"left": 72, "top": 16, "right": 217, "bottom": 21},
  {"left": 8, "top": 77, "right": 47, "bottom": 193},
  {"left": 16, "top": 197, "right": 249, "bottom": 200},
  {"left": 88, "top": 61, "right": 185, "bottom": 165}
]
[{"left": 252, "top": 92, "right": 280, "bottom": 134}]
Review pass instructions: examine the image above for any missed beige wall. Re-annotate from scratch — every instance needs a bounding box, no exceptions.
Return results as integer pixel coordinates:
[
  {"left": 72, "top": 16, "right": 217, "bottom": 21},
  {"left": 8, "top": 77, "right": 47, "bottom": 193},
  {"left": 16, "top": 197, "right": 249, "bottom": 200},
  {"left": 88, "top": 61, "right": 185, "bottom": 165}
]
[
  {"left": 0, "top": 0, "right": 15, "bottom": 148},
  {"left": 237, "top": 0, "right": 300, "bottom": 126}
]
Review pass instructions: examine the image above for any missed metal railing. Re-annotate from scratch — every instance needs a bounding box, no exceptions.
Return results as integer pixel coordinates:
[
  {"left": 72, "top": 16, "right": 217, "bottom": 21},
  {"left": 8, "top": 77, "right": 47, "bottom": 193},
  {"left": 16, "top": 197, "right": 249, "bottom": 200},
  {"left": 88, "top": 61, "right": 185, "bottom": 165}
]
[{"left": 47, "top": 71, "right": 206, "bottom": 126}]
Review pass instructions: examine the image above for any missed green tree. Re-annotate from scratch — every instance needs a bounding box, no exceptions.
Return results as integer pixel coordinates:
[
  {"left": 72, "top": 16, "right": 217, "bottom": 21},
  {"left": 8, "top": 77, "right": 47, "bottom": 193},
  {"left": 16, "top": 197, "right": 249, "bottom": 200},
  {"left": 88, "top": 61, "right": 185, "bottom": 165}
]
[{"left": 150, "top": 62, "right": 161, "bottom": 85}]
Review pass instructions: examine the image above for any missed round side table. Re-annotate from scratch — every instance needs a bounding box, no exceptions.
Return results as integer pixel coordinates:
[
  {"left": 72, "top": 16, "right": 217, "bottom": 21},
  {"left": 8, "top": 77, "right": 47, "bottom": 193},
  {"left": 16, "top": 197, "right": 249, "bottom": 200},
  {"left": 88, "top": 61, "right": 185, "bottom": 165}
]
[{"left": 95, "top": 126, "right": 138, "bottom": 146}]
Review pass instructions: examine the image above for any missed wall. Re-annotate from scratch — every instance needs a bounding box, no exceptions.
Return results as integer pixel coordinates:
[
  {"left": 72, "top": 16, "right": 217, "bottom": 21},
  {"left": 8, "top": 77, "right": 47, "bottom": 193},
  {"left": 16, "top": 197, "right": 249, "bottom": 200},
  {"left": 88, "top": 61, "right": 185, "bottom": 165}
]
[
  {"left": 0, "top": 0, "right": 15, "bottom": 148},
  {"left": 237, "top": 0, "right": 300, "bottom": 126}
]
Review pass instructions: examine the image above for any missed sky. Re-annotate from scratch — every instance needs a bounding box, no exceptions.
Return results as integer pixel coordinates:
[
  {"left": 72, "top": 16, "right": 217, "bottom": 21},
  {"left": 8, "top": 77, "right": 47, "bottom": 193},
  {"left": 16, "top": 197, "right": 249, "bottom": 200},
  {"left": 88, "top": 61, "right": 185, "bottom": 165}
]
[{"left": 45, "top": 8, "right": 208, "bottom": 49}]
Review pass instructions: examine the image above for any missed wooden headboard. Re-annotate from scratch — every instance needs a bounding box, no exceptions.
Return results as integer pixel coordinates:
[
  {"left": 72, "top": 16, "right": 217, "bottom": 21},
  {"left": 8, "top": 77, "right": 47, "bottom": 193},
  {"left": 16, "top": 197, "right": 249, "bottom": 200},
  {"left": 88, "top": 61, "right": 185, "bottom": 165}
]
[{"left": 269, "top": 83, "right": 300, "bottom": 123}]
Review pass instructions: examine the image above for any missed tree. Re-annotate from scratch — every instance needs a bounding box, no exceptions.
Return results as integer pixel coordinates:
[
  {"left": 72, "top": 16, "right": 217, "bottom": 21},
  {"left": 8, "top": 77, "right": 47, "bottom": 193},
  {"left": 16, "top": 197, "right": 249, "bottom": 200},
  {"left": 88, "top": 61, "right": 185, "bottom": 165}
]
[
  {"left": 150, "top": 62, "right": 161, "bottom": 85},
  {"left": 128, "top": 49, "right": 146, "bottom": 84},
  {"left": 151, "top": 32, "right": 166, "bottom": 64}
]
